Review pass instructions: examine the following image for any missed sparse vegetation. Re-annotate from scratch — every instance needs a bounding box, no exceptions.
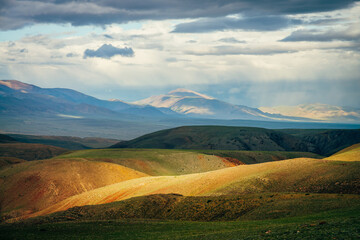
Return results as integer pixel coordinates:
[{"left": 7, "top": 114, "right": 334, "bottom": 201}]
[
  {"left": 1, "top": 205, "right": 359, "bottom": 239},
  {"left": 55, "top": 148, "right": 321, "bottom": 175},
  {"left": 112, "top": 126, "right": 360, "bottom": 156},
  {"left": 0, "top": 143, "right": 68, "bottom": 161}
]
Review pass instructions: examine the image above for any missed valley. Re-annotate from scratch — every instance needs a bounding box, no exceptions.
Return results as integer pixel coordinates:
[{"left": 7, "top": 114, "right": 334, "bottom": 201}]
[
  {"left": 0, "top": 125, "right": 359, "bottom": 239},
  {"left": 0, "top": 81, "right": 359, "bottom": 239}
]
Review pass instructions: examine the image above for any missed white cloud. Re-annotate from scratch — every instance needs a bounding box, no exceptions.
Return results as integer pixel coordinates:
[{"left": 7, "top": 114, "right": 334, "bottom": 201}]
[{"left": 0, "top": 4, "right": 359, "bottom": 107}]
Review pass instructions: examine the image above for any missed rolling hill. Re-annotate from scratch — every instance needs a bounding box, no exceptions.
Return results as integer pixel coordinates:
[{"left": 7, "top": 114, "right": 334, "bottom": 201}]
[
  {"left": 54, "top": 149, "right": 242, "bottom": 176},
  {"left": 55, "top": 148, "right": 320, "bottom": 175},
  {"left": 23, "top": 193, "right": 360, "bottom": 223},
  {"left": 325, "top": 143, "right": 360, "bottom": 161},
  {"left": 0, "top": 142, "right": 68, "bottom": 161},
  {"left": 0, "top": 157, "right": 26, "bottom": 169},
  {"left": 22, "top": 156, "right": 360, "bottom": 219},
  {"left": 111, "top": 126, "right": 360, "bottom": 156},
  {"left": 112, "top": 126, "right": 315, "bottom": 151},
  {"left": 0, "top": 159, "right": 147, "bottom": 220}
]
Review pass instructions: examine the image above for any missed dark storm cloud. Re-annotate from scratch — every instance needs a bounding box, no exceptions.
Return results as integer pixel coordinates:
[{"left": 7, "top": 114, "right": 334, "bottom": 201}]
[
  {"left": 172, "top": 16, "right": 302, "bottom": 33},
  {"left": 1, "top": 0, "right": 358, "bottom": 30},
  {"left": 281, "top": 28, "right": 360, "bottom": 42},
  {"left": 83, "top": 44, "right": 134, "bottom": 59}
]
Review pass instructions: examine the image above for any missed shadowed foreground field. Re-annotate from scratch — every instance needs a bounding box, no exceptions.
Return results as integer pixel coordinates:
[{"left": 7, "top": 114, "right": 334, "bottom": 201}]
[{"left": 1, "top": 206, "right": 359, "bottom": 240}]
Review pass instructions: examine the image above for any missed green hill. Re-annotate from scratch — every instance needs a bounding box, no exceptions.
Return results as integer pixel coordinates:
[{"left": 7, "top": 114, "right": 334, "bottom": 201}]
[
  {"left": 55, "top": 149, "right": 243, "bottom": 176},
  {"left": 2, "top": 206, "right": 360, "bottom": 240},
  {"left": 112, "top": 126, "right": 315, "bottom": 151},
  {"left": 55, "top": 148, "right": 321, "bottom": 175},
  {"left": 112, "top": 126, "right": 360, "bottom": 156},
  {"left": 280, "top": 129, "right": 360, "bottom": 155}
]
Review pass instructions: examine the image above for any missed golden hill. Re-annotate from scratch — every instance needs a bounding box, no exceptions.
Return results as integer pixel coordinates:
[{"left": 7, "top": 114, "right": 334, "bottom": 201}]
[
  {"left": 25, "top": 157, "right": 360, "bottom": 219},
  {"left": 0, "top": 159, "right": 147, "bottom": 220},
  {"left": 325, "top": 143, "right": 360, "bottom": 161}
]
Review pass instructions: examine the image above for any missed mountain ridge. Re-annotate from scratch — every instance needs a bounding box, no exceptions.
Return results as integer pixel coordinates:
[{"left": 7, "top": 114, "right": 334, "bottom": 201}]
[{"left": 134, "top": 88, "right": 310, "bottom": 121}]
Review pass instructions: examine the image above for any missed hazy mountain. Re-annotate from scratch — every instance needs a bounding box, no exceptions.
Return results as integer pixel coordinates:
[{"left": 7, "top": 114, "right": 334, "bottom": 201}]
[
  {"left": 1, "top": 80, "right": 359, "bottom": 139},
  {"left": 0, "top": 80, "right": 168, "bottom": 119},
  {"left": 134, "top": 88, "right": 309, "bottom": 121},
  {"left": 259, "top": 103, "right": 360, "bottom": 123}
]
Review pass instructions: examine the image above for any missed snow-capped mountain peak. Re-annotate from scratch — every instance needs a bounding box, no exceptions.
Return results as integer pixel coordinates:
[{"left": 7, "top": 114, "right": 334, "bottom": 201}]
[{"left": 168, "top": 88, "right": 214, "bottom": 99}]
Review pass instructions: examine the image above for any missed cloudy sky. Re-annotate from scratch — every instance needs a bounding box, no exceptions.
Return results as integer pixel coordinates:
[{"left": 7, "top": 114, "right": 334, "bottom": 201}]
[{"left": 1, "top": 0, "right": 359, "bottom": 107}]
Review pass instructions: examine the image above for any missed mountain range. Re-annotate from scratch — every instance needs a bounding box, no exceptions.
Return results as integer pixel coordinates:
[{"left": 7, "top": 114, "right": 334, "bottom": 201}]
[
  {"left": 0, "top": 80, "right": 359, "bottom": 139},
  {"left": 260, "top": 103, "right": 360, "bottom": 123}
]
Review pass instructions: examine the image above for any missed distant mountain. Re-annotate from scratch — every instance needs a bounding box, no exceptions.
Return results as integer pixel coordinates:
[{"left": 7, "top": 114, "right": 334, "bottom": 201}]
[
  {"left": 259, "top": 103, "right": 360, "bottom": 123},
  {"left": 134, "top": 88, "right": 310, "bottom": 121},
  {"left": 112, "top": 126, "right": 360, "bottom": 156},
  {"left": 1, "top": 80, "right": 359, "bottom": 139},
  {"left": 0, "top": 80, "right": 169, "bottom": 119}
]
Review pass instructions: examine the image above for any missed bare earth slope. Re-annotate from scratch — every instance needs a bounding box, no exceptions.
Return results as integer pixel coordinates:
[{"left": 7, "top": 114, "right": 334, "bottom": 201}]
[
  {"left": 0, "top": 159, "right": 147, "bottom": 220},
  {"left": 26, "top": 157, "right": 360, "bottom": 219}
]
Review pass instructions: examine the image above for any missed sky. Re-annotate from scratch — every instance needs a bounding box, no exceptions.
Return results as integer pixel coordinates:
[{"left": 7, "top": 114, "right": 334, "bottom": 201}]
[{"left": 0, "top": 0, "right": 359, "bottom": 108}]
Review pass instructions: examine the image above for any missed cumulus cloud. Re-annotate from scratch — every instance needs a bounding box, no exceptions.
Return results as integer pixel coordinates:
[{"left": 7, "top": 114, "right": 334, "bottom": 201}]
[
  {"left": 172, "top": 16, "right": 302, "bottom": 33},
  {"left": 83, "top": 44, "right": 134, "bottom": 59},
  {"left": 0, "top": 0, "right": 358, "bottom": 30}
]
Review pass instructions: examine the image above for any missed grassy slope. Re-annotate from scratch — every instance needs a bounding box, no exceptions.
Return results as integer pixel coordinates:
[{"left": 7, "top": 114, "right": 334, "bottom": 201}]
[
  {"left": 112, "top": 126, "right": 315, "bottom": 152},
  {"left": 26, "top": 157, "right": 360, "bottom": 219},
  {"left": 111, "top": 126, "right": 360, "bottom": 156},
  {"left": 26, "top": 193, "right": 360, "bottom": 222},
  {"left": 55, "top": 148, "right": 321, "bottom": 175},
  {"left": 0, "top": 159, "right": 147, "bottom": 220},
  {"left": 0, "top": 143, "right": 68, "bottom": 161},
  {"left": 0, "top": 157, "right": 26, "bottom": 169},
  {"left": 280, "top": 129, "right": 360, "bottom": 156},
  {"left": 54, "top": 149, "right": 242, "bottom": 176},
  {"left": 1, "top": 206, "right": 359, "bottom": 240},
  {"left": 325, "top": 143, "right": 360, "bottom": 161}
]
